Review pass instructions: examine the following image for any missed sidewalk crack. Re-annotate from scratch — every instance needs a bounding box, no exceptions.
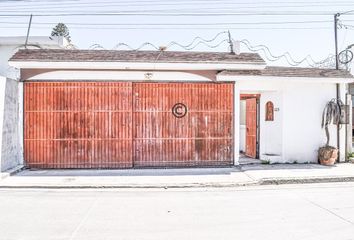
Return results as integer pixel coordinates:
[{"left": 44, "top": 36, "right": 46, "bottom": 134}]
[
  {"left": 68, "top": 197, "right": 98, "bottom": 240},
  {"left": 236, "top": 166, "right": 258, "bottom": 182},
  {"left": 305, "top": 198, "right": 354, "bottom": 225}
]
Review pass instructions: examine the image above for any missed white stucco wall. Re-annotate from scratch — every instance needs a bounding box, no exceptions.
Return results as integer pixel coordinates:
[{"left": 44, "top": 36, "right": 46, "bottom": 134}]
[
  {"left": 0, "top": 77, "right": 23, "bottom": 172},
  {"left": 0, "top": 45, "right": 19, "bottom": 79},
  {"left": 239, "top": 125, "right": 246, "bottom": 152},
  {"left": 239, "top": 100, "right": 246, "bottom": 152},
  {"left": 282, "top": 82, "right": 334, "bottom": 163},
  {"left": 234, "top": 78, "right": 346, "bottom": 164},
  {"left": 0, "top": 76, "right": 5, "bottom": 171},
  {"left": 1, "top": 78, "right": 22, "bottom": 171},
  {"left": 259, "top": 91, "right": 283, "bottom": 162}
]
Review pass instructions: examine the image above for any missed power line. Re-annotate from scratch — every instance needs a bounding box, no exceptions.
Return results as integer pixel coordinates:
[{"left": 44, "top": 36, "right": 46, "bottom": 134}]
[
  {"left": 0, "top": 11, "right": 351, "bottom": 17},
  {"left": 2, "top": 0, "right": 354, "bottom": 8},
  {"left": 2, "top": 2, "right": 354, "bottom": 11},
  {"left": 341, "top": 9, "right": 354, "bottom": 15},
  {"left": 0, "top": 20, "right": 334, "bottom": 26},
  {"left": 0, "top": 26, "right": 332, "bottom": 30}
]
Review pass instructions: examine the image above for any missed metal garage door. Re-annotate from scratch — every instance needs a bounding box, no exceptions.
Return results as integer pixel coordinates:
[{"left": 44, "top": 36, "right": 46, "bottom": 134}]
[
  {"left": 24, "top": 82, "right": 133, "bottom": 168},
  {"left": 133, "top": 83, "right": 233, "bottom": 167},
  {"left": 24, "top": 82, "right": 233, "bottom": 168}
]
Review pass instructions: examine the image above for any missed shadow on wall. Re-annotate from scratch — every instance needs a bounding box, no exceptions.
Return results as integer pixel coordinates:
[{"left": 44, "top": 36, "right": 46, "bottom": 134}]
[{"left": 1, "top": 78, "right": 22, "bottom": 171}]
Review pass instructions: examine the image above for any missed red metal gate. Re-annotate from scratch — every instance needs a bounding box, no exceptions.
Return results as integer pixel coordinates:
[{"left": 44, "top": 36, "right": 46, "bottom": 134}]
[
  {"left": 24, "top": 82, "right": 133, "bottom": 168},
  {"left": 24, "top": 82, "right": 233, "bottom": 168},
  {"left": 133, "top": 83, "right": 233, "bottom": 167}
]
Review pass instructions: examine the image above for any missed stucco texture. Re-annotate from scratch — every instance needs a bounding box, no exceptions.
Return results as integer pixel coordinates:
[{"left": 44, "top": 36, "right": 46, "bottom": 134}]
[
  {"left": 0, "top": 78, "right": 22, "bottom": 171},
  {"left": 234, "top": 79, "right": 344, "bottom": 164}
]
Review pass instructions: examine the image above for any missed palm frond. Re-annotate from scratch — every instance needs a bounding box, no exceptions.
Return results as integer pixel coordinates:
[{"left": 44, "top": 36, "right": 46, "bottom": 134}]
[{"left": 321, "top": 98, "right": 342, "bottom": 146}]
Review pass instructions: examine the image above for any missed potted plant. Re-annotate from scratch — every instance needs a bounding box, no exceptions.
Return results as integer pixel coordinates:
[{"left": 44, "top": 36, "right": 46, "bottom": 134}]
[
  {"left": 318, "top": 99, "right": 341, "bottom": 166},
  {"left": 348, "top": 152, "right": 354, "bottom": 163}
]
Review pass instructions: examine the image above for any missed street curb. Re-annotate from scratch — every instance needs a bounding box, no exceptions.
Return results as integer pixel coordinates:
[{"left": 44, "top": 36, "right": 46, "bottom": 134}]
[
  {"left": 0, "top": 182, "right": 259, "bottom": 189},
  {"left": 259, "top": 176, "right": 354, "bottom": 185},
  {"left": 1, "top": 176, "right": 354, "bottom": 189}
]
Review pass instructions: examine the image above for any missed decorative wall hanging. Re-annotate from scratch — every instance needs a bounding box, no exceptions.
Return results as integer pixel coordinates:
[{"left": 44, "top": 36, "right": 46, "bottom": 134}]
[{"left": 265, "top": 101, "right": 274, "bottom": 121}]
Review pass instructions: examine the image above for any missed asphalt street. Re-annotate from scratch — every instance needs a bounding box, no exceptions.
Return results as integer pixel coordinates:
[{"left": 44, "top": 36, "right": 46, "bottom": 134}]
[{"left": 1, "top": 183, "right": 354, "bottom": 240}]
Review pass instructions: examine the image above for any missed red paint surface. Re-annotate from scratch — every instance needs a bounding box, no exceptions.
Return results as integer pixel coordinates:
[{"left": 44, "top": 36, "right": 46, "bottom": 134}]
[
  {"left": 24, "top": 82, "right": 234, "bottom": 168},
  {"left": 245, "top": 98, "right": 257, "bottom": 158}
]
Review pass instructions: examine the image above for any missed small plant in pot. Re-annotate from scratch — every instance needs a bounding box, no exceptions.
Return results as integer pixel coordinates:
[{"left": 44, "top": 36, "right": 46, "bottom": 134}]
[
  {"left": 319, "top": 99, "right": 342, "bottom": 166},
  {"left": 347, "top": 152, "right": 354, "bottom": 163}
]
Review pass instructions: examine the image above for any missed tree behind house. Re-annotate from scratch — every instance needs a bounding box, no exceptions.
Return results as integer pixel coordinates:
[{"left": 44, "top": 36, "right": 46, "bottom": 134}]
[{"left": 51, "top": 23, "right": 71, "bottom": 43}]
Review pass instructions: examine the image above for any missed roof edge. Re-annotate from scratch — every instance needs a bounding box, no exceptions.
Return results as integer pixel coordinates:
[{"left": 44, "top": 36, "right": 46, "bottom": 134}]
[
  {"left": 9, "top": 61, "right": 267, "bottom": 71},
  {"left": 217, "top": 74, "right": 354, "bottom": 83},
  {"left": 218, "top": 67, "right": 353, "bottom": 79}
]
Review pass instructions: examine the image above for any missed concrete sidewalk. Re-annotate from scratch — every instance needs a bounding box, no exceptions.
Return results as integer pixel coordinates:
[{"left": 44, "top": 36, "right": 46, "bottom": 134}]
[{"left": 1, "top": 163, "right": 354, "bottom": 188}]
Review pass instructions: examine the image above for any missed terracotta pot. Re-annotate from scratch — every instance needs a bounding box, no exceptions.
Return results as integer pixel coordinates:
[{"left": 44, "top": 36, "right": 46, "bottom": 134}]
[{"left": 318, "top": 146, "right": 338, "bottom": 166}]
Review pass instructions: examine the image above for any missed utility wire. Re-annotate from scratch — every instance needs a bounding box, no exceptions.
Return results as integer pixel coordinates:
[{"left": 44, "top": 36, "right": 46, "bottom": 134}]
[
  {"left": 340, "top": 9, "right": 354, "bottom": 15},
  {"left": 0, "top": 26, "right": 333, "bottom": 30},
  {"left": 3, "top": 0, "right": 354, "bottom": 8},
  {"left": 0, "top": 11, "right": 353, "bottom": 17},
  {"left": 0, "top": 20, "right": 334, "bottom": 26},
  {"left": 2, "top": 3, "right": 354, "bottom": 11}
]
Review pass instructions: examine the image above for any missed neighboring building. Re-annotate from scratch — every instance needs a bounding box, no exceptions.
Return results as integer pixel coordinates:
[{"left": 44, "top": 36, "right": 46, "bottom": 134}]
[
  {"left": 0, "top": 36, "right": 69, "bottom": 79},
  {"left": 2, "top": 49, "right": 353, "bottom": 170},
  {"left": 0, "top": 37, "right": 68, "bottom": 173}
]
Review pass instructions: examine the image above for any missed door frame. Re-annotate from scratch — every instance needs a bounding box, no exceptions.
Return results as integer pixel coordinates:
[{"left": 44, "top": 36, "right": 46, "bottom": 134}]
[{"left": 240, "top": 94, "right": 260, "bottom": 159}]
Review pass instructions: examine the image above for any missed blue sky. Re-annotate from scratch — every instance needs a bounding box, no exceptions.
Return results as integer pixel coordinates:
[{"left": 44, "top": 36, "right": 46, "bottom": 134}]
[{"left": 0, "top": 0, "right": 354, "bottom": 68}]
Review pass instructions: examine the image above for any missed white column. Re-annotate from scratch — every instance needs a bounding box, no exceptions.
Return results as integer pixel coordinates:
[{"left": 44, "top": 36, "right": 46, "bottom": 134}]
[
  {"left": 339, "top": 83, "right": 347, "bottom": 162},
  {"left": 18, "top": 81, "right": 24, "bottom": 165},
  {"left": 0, "top": 76, "right": 6, "bottom": 172},
  {"left": 233, "top": 83, "right": 240, "bottom": 165}
]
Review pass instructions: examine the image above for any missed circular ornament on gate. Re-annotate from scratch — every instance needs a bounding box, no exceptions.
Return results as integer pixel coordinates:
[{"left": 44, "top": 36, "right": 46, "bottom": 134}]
[{"left": 172, "top": 103, "right": 188, "bottom": 118}]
